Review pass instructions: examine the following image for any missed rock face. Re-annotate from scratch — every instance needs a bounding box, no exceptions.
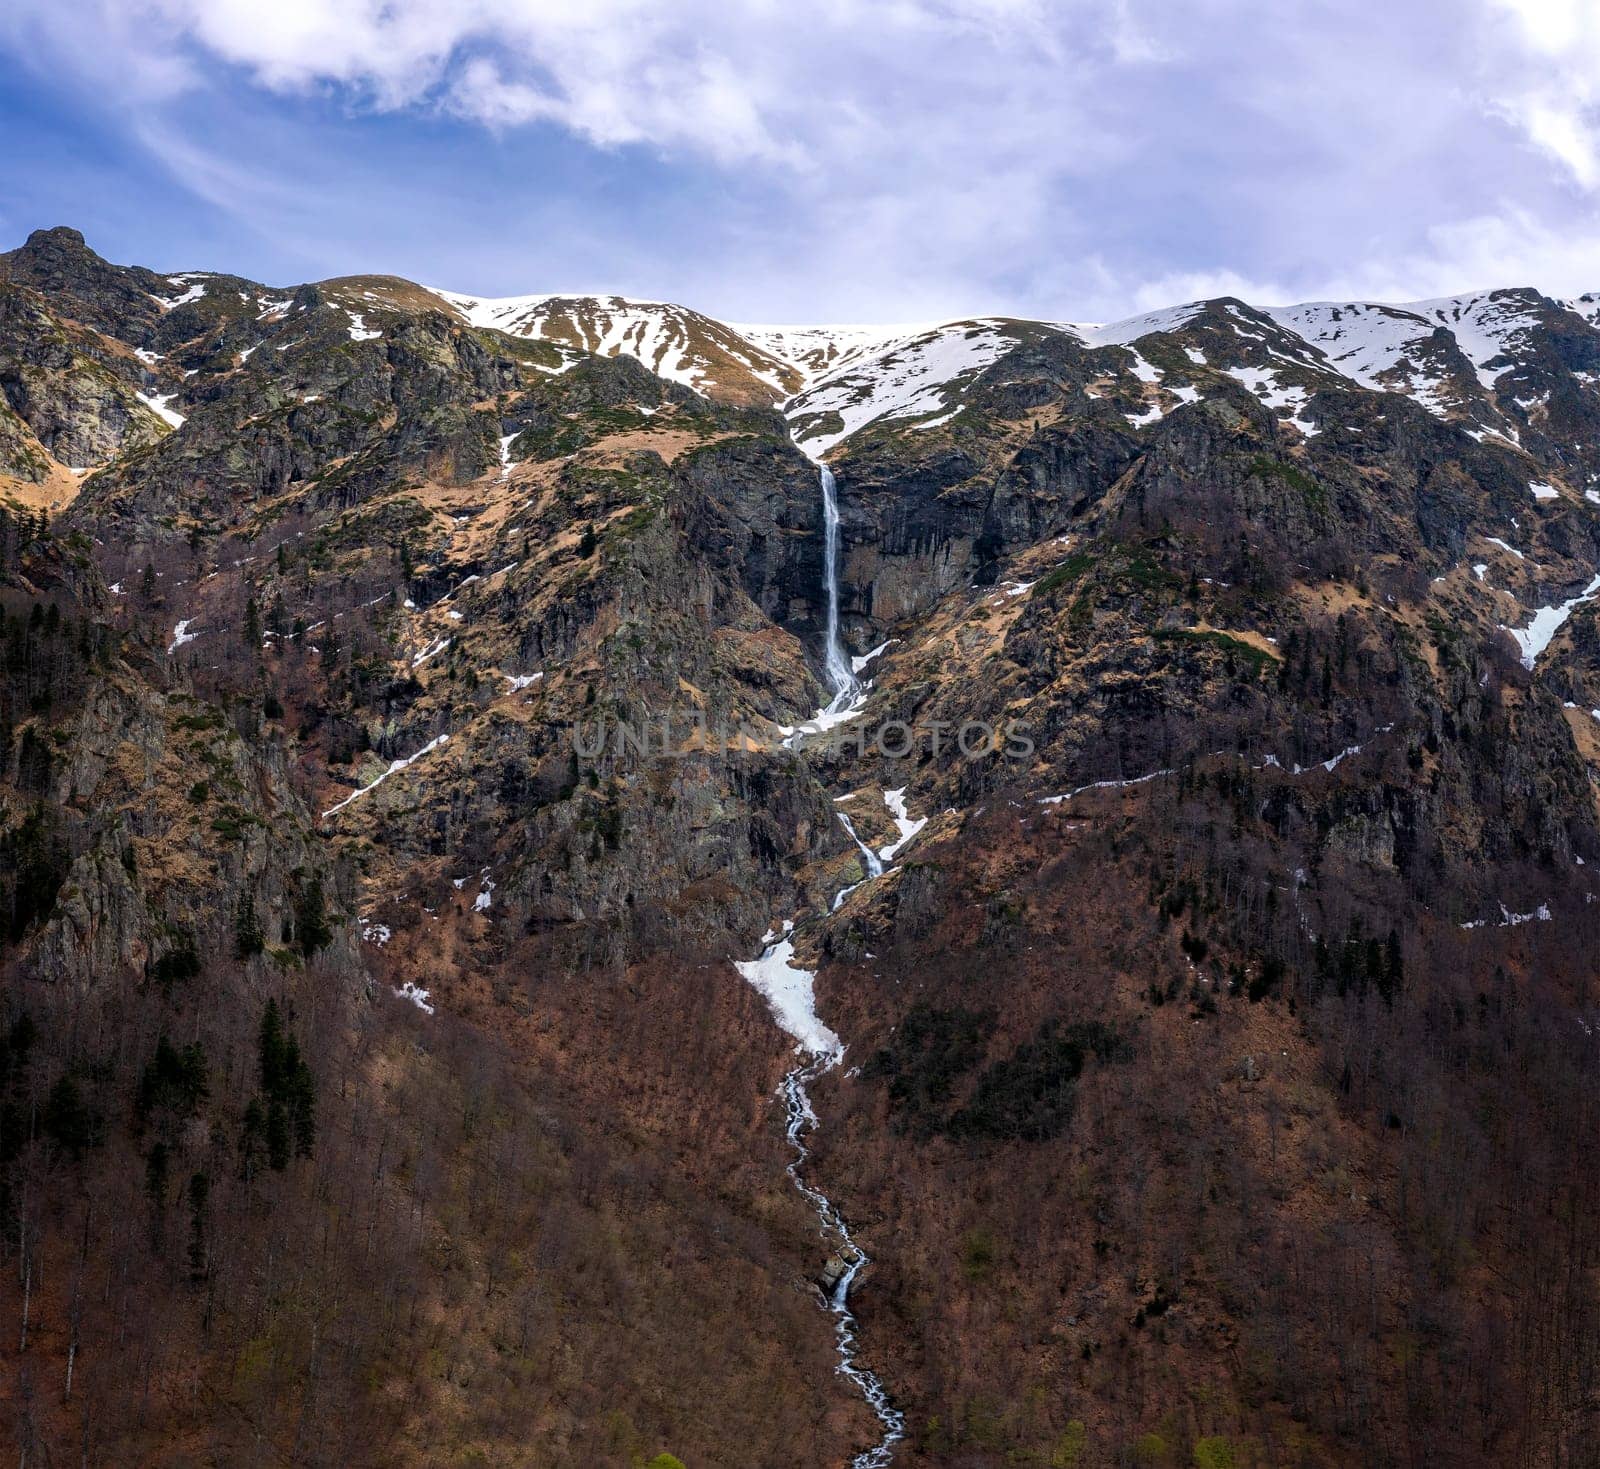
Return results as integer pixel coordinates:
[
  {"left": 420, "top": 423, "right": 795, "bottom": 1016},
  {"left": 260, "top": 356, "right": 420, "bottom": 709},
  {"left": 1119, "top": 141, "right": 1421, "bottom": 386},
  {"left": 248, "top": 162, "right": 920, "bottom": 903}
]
[
  {"left": 0, "top": 226, "right": 168, "bottom": 342},
  {"left": 0, "top": 284, "right": 168, "bottom": 472},
  {"left": 8, "top": 228, "right": 1600, "bottom": 1469},
  {"left": 0, "top": 534, "right": 353, "bottom": 990}
]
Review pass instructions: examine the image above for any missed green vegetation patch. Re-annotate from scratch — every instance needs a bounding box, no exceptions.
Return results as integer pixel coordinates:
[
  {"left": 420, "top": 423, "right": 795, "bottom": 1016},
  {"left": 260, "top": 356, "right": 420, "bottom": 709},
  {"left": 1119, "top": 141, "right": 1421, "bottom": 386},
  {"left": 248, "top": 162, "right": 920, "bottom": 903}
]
[
  {"left": 1151, "top": 627, "right": 1278, "bottom": 675},
  {"left": 1030, "top": 551, "right": 1096, "bottom": 599},
  {"left": 1247, "top": 454, "right": 1326, "bottom": 510},
  {"left": 862, "top": 1004, "right": 993, "bottom": 1140}
]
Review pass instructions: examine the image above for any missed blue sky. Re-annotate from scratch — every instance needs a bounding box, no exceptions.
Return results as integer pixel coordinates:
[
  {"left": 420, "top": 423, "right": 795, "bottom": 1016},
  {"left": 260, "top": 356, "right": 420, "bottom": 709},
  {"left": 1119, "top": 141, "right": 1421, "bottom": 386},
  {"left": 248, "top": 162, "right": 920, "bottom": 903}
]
[{"left": 4, "top": 1, "right": 1600, "bottom": 323}]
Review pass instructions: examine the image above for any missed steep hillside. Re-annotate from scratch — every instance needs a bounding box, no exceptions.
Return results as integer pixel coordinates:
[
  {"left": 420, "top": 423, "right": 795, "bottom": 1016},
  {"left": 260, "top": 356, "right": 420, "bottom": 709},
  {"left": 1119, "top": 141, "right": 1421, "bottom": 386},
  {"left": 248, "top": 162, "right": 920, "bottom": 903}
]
[{"left": 3, "top": 226, "right": 1600, "bottom": 1469}]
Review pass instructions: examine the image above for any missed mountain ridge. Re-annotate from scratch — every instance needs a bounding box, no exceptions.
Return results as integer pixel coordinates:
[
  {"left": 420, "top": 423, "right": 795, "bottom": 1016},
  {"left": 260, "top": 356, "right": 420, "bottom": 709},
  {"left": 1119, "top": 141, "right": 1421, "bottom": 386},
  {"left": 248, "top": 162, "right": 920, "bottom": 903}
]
[{"left": 11, "top": 224, "right": 1600, "bottom": 459}]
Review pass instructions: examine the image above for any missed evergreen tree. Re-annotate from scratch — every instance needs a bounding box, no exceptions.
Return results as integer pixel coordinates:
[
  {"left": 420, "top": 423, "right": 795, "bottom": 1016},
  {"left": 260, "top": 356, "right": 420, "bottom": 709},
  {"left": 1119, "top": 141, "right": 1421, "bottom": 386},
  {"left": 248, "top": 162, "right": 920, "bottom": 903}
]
[
  {"left": 288, "top": 1058, "right": 316, "bottom": 1159},
  {"left": 252, "top": 999, "right": 317, "bottom": 1169},
  {"left": 136, "top": 1037, "right": 209, "bottom": 1120},
  {"left": 234, "top": 893, "right": 264, "bottom": 959},
  {"left": 259, "top": 999, "right": 288, "bottom": 1093},
  {"left": 294, "top": 875, "right": 332, "bottom": 957},
  {"left": 146, "top": 1140, "right": 170, "bottom": 1249}
]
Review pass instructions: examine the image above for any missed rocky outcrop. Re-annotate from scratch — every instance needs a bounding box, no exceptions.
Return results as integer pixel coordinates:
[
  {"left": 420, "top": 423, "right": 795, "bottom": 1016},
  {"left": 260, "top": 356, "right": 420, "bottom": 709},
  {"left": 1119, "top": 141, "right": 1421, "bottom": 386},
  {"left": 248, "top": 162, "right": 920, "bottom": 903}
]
[
  {"left": 0, "top": 226, "right": 168, "bottom": 342},
  {"left": 0, "top": 285, "right": 168, "bottom": 473}
]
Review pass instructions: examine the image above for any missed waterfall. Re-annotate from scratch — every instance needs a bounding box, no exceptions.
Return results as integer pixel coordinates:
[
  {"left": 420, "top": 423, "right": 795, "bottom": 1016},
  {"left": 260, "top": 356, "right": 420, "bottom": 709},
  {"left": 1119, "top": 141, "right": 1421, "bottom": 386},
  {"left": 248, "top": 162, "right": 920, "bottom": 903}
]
[
  {"left": 837, "top": 812, "right": 885, "bottom": 880},
  {"left": 732, "top": 451, "right": 907, "bottom": 1461},
  {"left": 819, "top": 464, "right": 856, "bottom": 702},
  {"left": 779, "top": 457, "right": 870, "bottom": 745}
]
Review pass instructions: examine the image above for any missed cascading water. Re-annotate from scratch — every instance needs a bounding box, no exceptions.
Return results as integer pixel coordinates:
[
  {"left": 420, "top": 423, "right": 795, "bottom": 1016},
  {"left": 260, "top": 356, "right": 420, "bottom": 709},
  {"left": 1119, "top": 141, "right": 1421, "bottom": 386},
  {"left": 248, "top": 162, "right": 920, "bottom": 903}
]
[
  {"left": 837, "top": 811, "right": 885, "bottom": 880},
  {"left": 782, "top": 1056, "right": 906, "bottom": 1468},
  {"left": 729, "top": 452, "right": 905, "bottom": 1462},
  {"left": 733, "top": 921, "right": 906, "bottom": 1464},
  {"left": 819, "top": 463, "right": 857, "bottom": 705}
]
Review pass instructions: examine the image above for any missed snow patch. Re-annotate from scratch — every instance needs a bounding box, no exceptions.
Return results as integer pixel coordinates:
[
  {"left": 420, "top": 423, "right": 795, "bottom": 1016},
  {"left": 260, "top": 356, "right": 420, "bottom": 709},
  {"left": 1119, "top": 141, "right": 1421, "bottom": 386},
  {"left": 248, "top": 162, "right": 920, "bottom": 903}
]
[
  {"left": 1502, "top": 574, "right": 1600, "bottom": 669},
  {"left": 1461, "top": 903, "right": 1552, "bottom": 930},
  {"left": 137, "top": 392, "right": 186, "bottom": 429},
  {"left": 788, "top": 320, "right": 1015, "bottom": 456},
  {"left": 879, "top": 788, "right": 927, "bottom": 862},
  {"left": 1039, "top": 769, "right": 1174, "bottom": 805},
  {"left": 323, "top": 733, "right": 450, "bottom": 818},
  {"left": 734, "top": 926, "right": 842, "bottom": 1059},
  {"left": 393, "top": 981, "right": 434, "bottom": 1015},
  {"left": 150, "top": 277, "right": 207, "bottom": 309}
]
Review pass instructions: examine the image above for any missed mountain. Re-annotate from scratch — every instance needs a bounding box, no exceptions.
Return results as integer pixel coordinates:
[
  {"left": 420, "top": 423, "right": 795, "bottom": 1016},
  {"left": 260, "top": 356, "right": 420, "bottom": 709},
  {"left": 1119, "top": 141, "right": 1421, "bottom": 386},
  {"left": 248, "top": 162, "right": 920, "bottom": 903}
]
[{"left": 3, "top": 224, "right": 1600, "bottom": 1468}]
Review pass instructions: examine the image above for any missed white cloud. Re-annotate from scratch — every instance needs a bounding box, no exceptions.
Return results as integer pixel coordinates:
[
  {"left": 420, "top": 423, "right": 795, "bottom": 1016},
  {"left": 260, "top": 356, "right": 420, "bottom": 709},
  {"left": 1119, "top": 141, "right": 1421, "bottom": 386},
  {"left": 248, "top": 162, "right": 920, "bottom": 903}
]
[
  {"left": 1483, "top": 0, "right": 1600, "bottom": 188},
  {"left": 6, "top": 0, "right": 1600, "bottom": 320},
  {"left": 64, "top": 0, "right": 1074, "bottom": 169}
]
